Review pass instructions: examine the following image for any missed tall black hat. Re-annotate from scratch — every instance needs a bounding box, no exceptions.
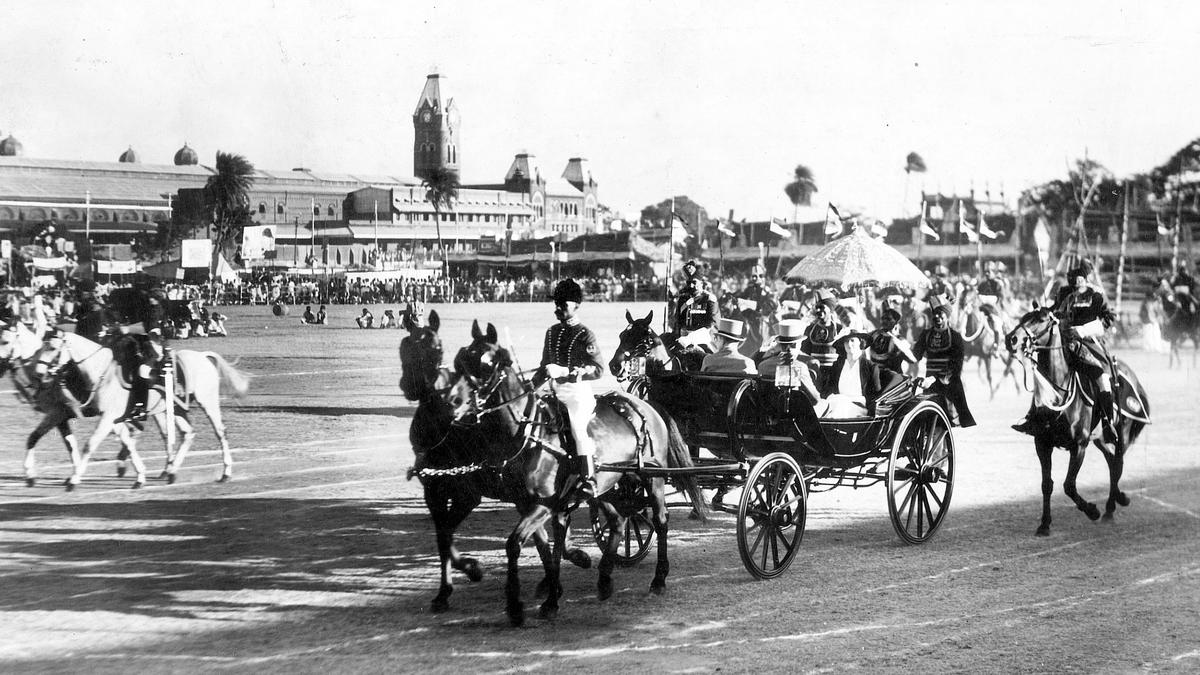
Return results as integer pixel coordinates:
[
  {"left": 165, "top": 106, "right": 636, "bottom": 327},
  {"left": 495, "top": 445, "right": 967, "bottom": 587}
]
[{"left": 551, "top": 278, "right": 584, "bottom": 304}]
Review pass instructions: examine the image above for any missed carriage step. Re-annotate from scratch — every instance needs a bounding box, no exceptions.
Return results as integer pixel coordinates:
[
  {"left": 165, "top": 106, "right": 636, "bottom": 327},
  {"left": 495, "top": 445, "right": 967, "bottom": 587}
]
[{"left": 596, "top": 461, "right": 746, "bottom": 477}]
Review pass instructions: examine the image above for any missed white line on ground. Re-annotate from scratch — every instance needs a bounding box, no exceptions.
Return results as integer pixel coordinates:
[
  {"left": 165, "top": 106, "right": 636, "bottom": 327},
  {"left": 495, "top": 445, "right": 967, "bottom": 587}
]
[
  {"left": 1138, "top": 494, "right": 1200, "bottom": 520},
  {"left": 252, "top": 366, "right": 399, "bottom": 378}
]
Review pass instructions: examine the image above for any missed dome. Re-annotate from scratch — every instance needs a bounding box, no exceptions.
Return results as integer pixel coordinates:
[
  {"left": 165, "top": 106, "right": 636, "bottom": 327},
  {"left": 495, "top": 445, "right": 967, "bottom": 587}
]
[
  {"left": 0, "top": 134, "right": 23, "bottom": 157},
  {"left": 174, "top": 142, "right": 198, "bottom": 166},
  {"left": 118, "top": 146, "right": 139, "bottom": 163}
]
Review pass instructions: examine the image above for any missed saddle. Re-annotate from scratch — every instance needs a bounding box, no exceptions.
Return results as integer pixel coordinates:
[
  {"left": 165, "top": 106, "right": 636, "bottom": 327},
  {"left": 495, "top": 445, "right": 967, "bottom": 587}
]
[
  {"left": 1076, "top": 368, "right": 1150, "bottom": 424},
  {"left": 542, "top": 392, "right": 653, "bottom": 464}
]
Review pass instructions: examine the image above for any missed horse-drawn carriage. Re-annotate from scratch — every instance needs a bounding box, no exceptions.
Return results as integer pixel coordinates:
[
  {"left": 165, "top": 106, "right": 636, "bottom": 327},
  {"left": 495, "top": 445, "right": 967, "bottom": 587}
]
[{"left": 600, "top": 349, "right": 956, "bottom": 579}]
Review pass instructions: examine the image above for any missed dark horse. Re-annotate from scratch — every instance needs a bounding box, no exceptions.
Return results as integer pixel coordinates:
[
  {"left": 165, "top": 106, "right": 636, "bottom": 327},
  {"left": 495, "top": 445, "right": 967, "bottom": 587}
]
[
  {"left": 398, "top": 314, "right": 592, "bottom": 613},
  {"left": 450, "top": 323, "right": 707, "bottom": 626},
  {"left": 1005, "top": 306, "right": 1151, "bottom": 536},
  {"left": 1160, "top": 293, "right": 1199, "bottom": 368}
]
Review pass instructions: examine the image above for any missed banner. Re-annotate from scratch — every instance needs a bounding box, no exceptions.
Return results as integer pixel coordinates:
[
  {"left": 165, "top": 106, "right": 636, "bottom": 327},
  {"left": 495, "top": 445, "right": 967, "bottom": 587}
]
[
  {"left": 769, "top": 217, "right": 793, "bottom": 239},
  {"left": 181, "top": 239, "right": 212, "bottom": 268},
  {"left": 96, "top": 259, "right": 138, "bottom": 274},
  {"left": 241, "top": 226, "right": 276, "bottom": 260},
  {"left": 0, "top": 239, "right": 10, "bottom": 259}
]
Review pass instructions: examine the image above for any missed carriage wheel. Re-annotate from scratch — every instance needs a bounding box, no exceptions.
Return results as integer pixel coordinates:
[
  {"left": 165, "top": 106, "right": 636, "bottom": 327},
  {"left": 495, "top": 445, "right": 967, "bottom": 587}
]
[
  {"left": 887, "top": 402, "right": 955, "bottom": 544},
  {"left": 737, "top": 452, "right": 807, "bottom": 580},
  {"left": 624, "top": 376, "right": 651, "bottom": 400},
  {"left": 589, "top": 482, "right": 654, "bottom": 567}
]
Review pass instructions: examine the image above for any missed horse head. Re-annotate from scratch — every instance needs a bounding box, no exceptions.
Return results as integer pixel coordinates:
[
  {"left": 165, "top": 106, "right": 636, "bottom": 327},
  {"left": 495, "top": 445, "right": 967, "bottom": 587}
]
[
  {"left": 609, "top": 310, "right": 664, "bottom": 378},
  {"left": 398, "top": 310, "right": 445, "bottom": 401},
  {"left": 453, "top": 320, "right": 512, "bottom": 386},
  {"left": 1005, "top": 303, "right": 1058, "bottom": 357}
]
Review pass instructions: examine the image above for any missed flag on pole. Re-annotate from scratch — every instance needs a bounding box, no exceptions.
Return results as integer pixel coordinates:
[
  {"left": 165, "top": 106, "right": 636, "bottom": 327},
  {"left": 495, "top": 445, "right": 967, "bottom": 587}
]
[
  {"left": 769, "top": 217, "right": 792, "bottom": 239},
  {"left": 958, "top": 201, "right": 979, "bottom": 243},
  {"left": 717, "top": 218, "right": 736, "bottom": 237},
  {"left": 824, "top": 203, "right": 843, "bottom": 236},
  {"left": 918, "top": 203, "right": 940, "bottom": 241},
  {"left": 1156, "top": 211, "right": 1173, "bottom": 236},
  {"left": 869, "top": 219, "right": 889, "bottom": 238},
  {"left": 977, "top": 211, "right": 998, "bottom": 239}
]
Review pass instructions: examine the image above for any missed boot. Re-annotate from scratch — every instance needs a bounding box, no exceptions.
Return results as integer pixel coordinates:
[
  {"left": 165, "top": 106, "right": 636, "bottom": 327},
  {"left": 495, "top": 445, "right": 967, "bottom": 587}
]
[
  {"left": 577, "top": 454, "right": 597, "bottom": 499},
  {"left": 1096, "top": 390, "right": 1118, "bottom": 444},
  {"left": 116, "top": 378, "right": 149, "bottom": 423},
  {"left": 1011, "top": 404, "right": 1038, "bottom": 435}
]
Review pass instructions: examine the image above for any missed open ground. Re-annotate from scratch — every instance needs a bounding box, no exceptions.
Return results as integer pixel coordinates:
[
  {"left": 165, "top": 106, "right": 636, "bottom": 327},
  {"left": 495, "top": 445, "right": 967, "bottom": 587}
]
[{"left": 1, "top": 302, "right": 1199, "bottom": 674}]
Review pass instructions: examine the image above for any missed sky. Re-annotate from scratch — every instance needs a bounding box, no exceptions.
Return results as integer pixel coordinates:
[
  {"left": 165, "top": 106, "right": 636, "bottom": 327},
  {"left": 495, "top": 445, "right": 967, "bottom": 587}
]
[{"left": 4, "top": 1, "right": 1200, "bottom": 223}]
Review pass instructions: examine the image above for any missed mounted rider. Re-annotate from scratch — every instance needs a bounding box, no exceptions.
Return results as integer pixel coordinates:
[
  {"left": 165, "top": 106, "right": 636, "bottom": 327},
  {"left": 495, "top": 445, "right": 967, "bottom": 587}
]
[
  {"left": 1169, "top": 263, "right": 1197, "bottom": 316},
  {"left": 535, "top": 278, "right": 606, "bottom": 499},
  {"left": 975, "top": 262, "right": 1009, "bottom": 343},
  {"left": 913, "top": 294, "right": 975, "bottom": 428},
  {"left": 107, "top": 277, "right": 169, "bottom": 424},
  {"left": 72, "top": 279, "right": 106, "bottom": 343},
  {"left": 1012, "top": 259, "right": 1119, "bottom": 441}
]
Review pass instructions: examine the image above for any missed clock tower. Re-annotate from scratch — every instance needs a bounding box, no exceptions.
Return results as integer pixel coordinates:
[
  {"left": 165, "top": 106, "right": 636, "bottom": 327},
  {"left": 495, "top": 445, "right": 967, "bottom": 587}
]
[{"left": 413, "top": 73, "right": 461, "bottom": 180}]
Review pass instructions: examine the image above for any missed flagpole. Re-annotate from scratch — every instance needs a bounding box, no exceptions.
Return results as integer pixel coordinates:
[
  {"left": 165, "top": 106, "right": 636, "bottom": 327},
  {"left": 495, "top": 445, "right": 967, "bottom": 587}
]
[
  {"left": 1172, "top": 171, "right": 1183, "bottom": 272},
  {"left": 916, "top": 194, "right": 924, "bottom": 265},
  {"left": 1116, "top": 181, "right": 1129, "bottom": 312},
  {"left": 664, "top": 198, "right": 675, "bottom": 333},
  {"left": 956, "top": 201, "right": 962, "bottom": 276}
]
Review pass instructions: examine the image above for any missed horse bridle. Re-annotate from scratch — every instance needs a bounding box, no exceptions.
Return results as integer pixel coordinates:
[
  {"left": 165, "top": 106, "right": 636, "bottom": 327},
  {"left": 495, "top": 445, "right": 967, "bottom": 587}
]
[{"left": 1012, "top": 311, "right": 1061, "bottom": 358}]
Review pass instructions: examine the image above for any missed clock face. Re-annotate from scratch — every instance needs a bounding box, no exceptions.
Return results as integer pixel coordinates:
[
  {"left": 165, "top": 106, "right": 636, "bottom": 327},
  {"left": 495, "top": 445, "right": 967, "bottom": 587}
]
[{"left": 421, "top": 111, "right": 431, "bottom": 123}]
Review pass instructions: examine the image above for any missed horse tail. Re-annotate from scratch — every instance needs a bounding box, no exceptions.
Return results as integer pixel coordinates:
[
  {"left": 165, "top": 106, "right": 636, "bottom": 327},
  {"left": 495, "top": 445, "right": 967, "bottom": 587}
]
[
  {"left": 202, "top": 352, "right": 251, "bottom": 399},
  {"left": 649, "top": 401, "right": 710, "bottom": 523}
]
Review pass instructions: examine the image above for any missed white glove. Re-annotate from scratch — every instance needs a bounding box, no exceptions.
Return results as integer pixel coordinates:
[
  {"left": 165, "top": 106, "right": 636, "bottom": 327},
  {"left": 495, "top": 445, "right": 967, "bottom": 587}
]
[{"left": 545, "top": 364, "right": 570, "bottom": 379}]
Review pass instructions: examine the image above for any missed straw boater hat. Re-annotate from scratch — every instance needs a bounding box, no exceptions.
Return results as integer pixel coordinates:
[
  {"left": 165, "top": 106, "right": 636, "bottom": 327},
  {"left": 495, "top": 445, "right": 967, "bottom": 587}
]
[
  {"left": 714, "top": 317, "right": 745, "bottom": 342},
  {"left": 551, "top": 278, "right": 584, "bottom": 304},
  {"left": 775, "top": 319, "right": 805, "bottom": 343}
]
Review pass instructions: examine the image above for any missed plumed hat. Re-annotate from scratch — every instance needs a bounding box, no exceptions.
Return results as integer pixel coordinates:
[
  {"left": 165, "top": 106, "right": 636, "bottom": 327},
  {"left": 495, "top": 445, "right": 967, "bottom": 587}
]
[
  {"left": 926, "top": 294, "right": 951, "bottom": 315},
  {"left": 551, "top": 278, "right": 584, "bottom": 304},
  {"left": 814, "top": 288, "right": 837, "bottom": 309}
]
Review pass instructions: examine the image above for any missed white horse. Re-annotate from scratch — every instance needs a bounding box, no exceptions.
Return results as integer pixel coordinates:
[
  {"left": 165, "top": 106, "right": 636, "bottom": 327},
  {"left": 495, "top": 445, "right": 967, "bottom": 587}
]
[{"left": 0, "top": 324, "right": 249, "bottom": 489}]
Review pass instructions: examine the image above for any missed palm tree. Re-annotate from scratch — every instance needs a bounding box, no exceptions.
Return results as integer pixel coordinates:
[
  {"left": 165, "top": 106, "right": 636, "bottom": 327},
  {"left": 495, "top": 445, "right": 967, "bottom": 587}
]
[
  {"left": 904, "top": 152, "right": 926, "bottom": 216},
  {"left": 422, "top": 166, "right": 460, "bottom": 278},
  {"left": 204, "top": 151, "right": 256, "bottom": 255},
  {"left": 783, "top": 164, "right": 818, "bottom": 222}
]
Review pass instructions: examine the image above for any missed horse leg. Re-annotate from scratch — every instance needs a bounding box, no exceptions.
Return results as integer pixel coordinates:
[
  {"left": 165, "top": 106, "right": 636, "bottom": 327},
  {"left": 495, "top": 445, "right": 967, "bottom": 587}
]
[
  {"left": 1063, "top": 438, "right": 1101, "bottom": 522},
  {"left": 649, "top": 479, "right": 670, "bottom": 595},
  {"left": 506, "top": 503, "right": 552, "bottom": 627},
  {"left": 200, "top": 399, "right": 234, "bottom": 482},
  {"left": 113, "top": 423, "right": 147, "bottom": 488},
  {"left": 594, "top": 500, "right": 621, "bottom": 602},
  {"left": 984, "top": 355, "right": 998, "bottom": 400},
  {"left": 148, "top": 413, "right": 171, "bottom": 479},
  {"left": 23, "top": 415, "right": 60, "bottom": 487},
  {"left": 426, "top": 481, "right": 482, "bottom": 612},
  {"left": 1035, "top": 438, "right": 1054, "bottom": 536},
  {"left": 538, "top": 509, "right": 570, "bottom": 620},
  {"left": 165, "top": 414, "right": 197, "bottom": 485}
]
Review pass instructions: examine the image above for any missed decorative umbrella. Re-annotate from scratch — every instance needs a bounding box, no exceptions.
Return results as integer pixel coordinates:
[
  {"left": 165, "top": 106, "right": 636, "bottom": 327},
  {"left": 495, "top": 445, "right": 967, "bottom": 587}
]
[{"left": 784, "top": 225, "right": 929, "bottom": 290}]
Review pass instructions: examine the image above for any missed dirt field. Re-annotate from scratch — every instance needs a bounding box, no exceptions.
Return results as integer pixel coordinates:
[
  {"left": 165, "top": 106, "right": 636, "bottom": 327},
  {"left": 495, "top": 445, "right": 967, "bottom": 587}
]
[{"left": 1, "top": 302, "right": 1199, "bottom": 674}]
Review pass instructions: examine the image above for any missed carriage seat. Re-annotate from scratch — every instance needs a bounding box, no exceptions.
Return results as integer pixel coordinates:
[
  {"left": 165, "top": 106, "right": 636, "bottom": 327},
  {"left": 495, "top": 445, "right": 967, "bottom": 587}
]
[{"left": 814, "top": 394, "right": 869, "bottom": 419}]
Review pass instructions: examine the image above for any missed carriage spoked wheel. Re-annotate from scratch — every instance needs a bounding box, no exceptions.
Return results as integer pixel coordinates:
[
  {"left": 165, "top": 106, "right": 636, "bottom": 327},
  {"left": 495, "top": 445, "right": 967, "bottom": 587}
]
[
  {"left": 886, "top": 401, "right": 956, "bottom": 545},
  {"left": 589, "top": 479, "right": 654, "bottom": 567},
  {"left": 737, "top": 452, "right": 807, "bottom": 580}
]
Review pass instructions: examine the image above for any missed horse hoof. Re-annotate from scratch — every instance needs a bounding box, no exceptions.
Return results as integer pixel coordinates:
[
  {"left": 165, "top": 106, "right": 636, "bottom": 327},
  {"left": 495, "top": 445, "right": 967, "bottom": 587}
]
[
  {"left": 507, "top": 603, "right": 526, "bottom": 627},
  {"left": 167, "top": 473, "right": 177, "bottom": 485},
  {"left": 117, "top": 466, "right": 127, "bottom": 478},
  {"left": 1035, "top": 526, "right": 1050, "bottom": 537},
  {"left": 1116, "top": 492, "right": 1130, "bottom": 507},
  {"left": 564, "top": 548, "right": 592, "bottom": 570},
  {"left": 1083, "top": 504, "right": 1101, "bottom": 521},
  {"left": 535, "top": 578, "right": 550, "bottom": 599},
  {"left": 598, "top": 576, "right": 613, "bottom": 602},
  {"left": 462, "top": 560, "right": 483, "bottom": 583},
  {"left": 430, "top": 598, "right": 450, "bottom": 613},
  {"left": 64, "top": 481, "right": 76, "bottom": 492},
  {"left": 538, "top": 603, "right": 558, "bottom": 620},
  {"left": 157, "top": 470, "right": 170, "bottom": 480},
  {"left": 132, "top": 481, "right": 144, "bottom": 490},
  {"left": 1101, "top": 512, "right": 1114, "bottom": 522},
  {"left": 25, "top": 478, "right": 35, "bottom": 488},
  {"left": 217, "top": 475, "right": 232, "bottom": 484},
  {"left": 649, "top": 581, "right": 666, "bottom": 596}
]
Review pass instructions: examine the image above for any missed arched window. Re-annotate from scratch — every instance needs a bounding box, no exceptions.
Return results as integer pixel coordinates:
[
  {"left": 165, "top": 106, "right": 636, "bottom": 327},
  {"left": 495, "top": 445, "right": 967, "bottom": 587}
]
[
  {"left": 327, "top": 205, "right": 335, "bottom": 216},
  {"left": 258, "top": 202, "right": 267, "bottom": 214},
  {"left": 277, "top": 203, "right": 285, "bottom": 215},
  {"left": 313, "top": 205, "right": 320, "bottom": 216}
]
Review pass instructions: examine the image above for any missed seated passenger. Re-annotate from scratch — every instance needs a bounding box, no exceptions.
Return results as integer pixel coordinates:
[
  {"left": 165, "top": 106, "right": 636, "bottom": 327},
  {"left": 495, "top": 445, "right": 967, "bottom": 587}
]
[
  {"left": 700, "top": 318, "right": 756, "bottom": 374},
  {"left": 757, "top": 319, "right": 822, "bottom": 403},
  {"left": 846, "top": 308, "right": 916, "bottom": 415},
  {"left": 355, "top": 307, "right": 374, "bottom": 329}
]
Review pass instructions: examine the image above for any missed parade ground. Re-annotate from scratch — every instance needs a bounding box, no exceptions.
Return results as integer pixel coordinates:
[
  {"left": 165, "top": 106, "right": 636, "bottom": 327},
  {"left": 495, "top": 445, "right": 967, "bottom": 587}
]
[{"left": 2, "top": 302, "right": 1200, "bottom": 674}]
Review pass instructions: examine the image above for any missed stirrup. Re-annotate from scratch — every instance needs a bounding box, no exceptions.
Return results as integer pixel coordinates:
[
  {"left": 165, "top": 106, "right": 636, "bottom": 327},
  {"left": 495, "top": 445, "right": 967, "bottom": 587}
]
[
  {"left": 1011, "top": 418, "right": 1036, "bottom": 435},
  {"left": 116, "top": 404, "right": 148, "bottom": 424}
]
